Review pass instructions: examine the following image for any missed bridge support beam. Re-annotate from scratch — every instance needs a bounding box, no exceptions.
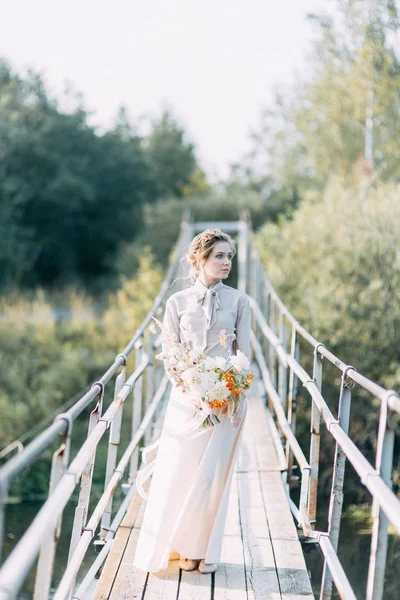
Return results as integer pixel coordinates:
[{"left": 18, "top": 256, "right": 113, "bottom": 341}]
[
  {"left": 366, "top": 394, "right": 397, "bottom": 600},
  {"left": 320, "top": 367, "right": 353, "bottom": 600},
  {"left": 308, "top": 344, "right": 324, "bottom": 528}
]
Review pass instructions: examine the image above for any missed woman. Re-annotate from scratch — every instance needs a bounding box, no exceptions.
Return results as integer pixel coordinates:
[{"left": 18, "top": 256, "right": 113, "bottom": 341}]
[{"left": 132, "top": 228, "right": 251, "bottom": 574}]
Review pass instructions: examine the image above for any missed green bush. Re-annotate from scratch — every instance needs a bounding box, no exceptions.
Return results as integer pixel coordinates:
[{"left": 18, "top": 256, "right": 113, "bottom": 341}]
[
  {"left": 256, "top": 178, "right": 400, "bottom": 389},
  {"left": 0, "top": 249, "right": 164, "bottom": 454},
  {"left": 255, "top": 178, "right": 400, "bottom": 500}
]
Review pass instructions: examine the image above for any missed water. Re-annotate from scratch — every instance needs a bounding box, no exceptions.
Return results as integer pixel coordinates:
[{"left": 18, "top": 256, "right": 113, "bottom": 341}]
[
  {"left": 302, "top": 503, "right": 400, "bottom": 599},
  {"left": 3, "top": 499, "right": 99, "bottom": 599},
  {"left": 4, "top": 495, "right": 400, "bottom": 599}
]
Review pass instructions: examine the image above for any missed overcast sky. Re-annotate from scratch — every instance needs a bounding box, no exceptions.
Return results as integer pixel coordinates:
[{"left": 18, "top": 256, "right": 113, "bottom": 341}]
[{"left": 1, "top": 0, "right": 327, "bottom": 180}]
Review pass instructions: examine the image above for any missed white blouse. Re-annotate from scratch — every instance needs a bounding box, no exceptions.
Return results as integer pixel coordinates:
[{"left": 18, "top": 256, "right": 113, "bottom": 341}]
[{"left": 161, "top": 278, "right": 251, "bottom": 361}]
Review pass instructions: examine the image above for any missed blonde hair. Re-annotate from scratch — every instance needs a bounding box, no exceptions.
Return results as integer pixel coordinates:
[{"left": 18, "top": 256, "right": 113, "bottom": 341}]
[{"left": 187, "top": 228, "right": 236, "bottom": 285}]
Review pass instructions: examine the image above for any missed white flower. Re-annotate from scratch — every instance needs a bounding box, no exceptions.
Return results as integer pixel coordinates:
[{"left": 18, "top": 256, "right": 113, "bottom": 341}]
[
  {"left": 210, "top": 381, "right": 231, "bottom": 402},
  {"left": 189, "top": 346, "right": 204, "bottom": 362},
  {"left": 203, "top": 356, "right": 217, "bottom": 369},
  {"left": 214, "top": 356, "right": 228, "bottom": 370},
  {"left": 229, "top": 351, "right": 250, "bottom": 372},
  {"left": 199, "top": 371, "right": 219, "bottom": 392},
  {"left": 181, "top": 368, "right": 200, "bottom": 385}
]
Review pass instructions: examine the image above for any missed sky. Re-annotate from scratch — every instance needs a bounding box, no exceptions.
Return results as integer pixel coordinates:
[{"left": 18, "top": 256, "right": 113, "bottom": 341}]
[{"left": 1, "top": 0, "right": 328, "bottom": 181}]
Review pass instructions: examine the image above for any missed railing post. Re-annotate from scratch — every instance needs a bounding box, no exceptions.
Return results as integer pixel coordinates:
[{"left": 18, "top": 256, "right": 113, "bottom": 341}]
[
  {"left": 100, "top": 364, "right": 126, "bottom": 539},
  {"left": 0, "top": 482, "right": 7, "bottom": 566},
  {"left": 129, "top": 340, "right": 144, "bottom": 485},
  {"left": 320, "top": 366, "right": 354, "bottom": 600},
  {"left": 309, "top": 343, "right": 324, "bottom": 529},
  {"left": 249, "top": 245, "right": 259, "bottom": 362},
  {"left": 263, "top": 288, "right": 271, "bottom": 387},
  {"left": 238, "top": 220, "right": 248, "bottom": 295},
  {"left": 366, "top": 394, "right": 397, "bottom": 600},
  {"left": 33, "top": 417, "right": 72, "bottom": 600},
  {"left": 286, "top": 326, "right": 300, "bottom": 488},
  {"left": 278, "top": 312, "right": 288, "bottom": 411},
  {"left": 269, "top": 301, "right": 277, "bottom": 392},
  {"left": 67, "top": 385, "right": 104, "bottom": 597},
  {"left": 256, "top": 259, "right": 264, "bottom": 324},
  {"left": 144, "top": 329, "right": 155, "bottom": 445}
]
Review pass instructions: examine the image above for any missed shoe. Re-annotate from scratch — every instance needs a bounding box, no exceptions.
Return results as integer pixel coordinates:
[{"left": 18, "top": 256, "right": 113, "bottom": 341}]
[
  {"left": 198, "top": 559, "right": 218, "bottom": 574},
  {"left": 179, "top": 557, "right": 199, "bottom": 571}
]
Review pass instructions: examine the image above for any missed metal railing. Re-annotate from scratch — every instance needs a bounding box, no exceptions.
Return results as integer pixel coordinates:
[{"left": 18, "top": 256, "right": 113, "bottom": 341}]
[
  {"left": 0, "top": 216, "right": 195, "bottom": 600},
  {"left": 0, "top": 214, "right": 399, "bottom": 600},
  {"left": 241, "top": 213, "right": 400, "bottom": 600}
]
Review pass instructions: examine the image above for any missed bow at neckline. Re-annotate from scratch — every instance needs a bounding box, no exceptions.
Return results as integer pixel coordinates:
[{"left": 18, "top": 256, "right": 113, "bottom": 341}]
[{"left": 193, "top": 279, "right": 223, "bottom": 329}]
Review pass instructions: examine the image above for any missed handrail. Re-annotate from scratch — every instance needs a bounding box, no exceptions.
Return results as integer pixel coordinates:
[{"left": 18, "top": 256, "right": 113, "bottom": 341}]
[
  {"left": 0, "top": 220, "right": 190, "bottom": 489},
  {"left": 246, "top": 224, "right": 400, "bottom": 600},
  {"left": 0, "top": 214, "right": 398, "bottom": 600},
  {"left": 250, "top": 228, "right": 400, "bottom": 408},
  {"left": 0, "top": 213, "right": 193, "bottom": 600}
]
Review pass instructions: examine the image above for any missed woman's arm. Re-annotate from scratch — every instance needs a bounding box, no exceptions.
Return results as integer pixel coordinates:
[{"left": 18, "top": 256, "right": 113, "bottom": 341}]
[
  {"left": 235, "top": 295, "right": 251, "bottom": 358},
  {"left": 161, "top": 297, "right": 181, "bottom": 386},
  {"left": 162, "top": 296, "right": 180, "bottom": 351}
]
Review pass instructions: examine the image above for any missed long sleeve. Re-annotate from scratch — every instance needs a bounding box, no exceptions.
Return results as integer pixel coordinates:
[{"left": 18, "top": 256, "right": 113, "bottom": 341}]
[
  {"left": 235, "top": 295, "right": 251, "bottom": 359},
  {"left": 161, "top": 297, "right": 180, "bottom": 385},
  {"left": 162, "top": 297, "right": 180, "bottom": 351}
]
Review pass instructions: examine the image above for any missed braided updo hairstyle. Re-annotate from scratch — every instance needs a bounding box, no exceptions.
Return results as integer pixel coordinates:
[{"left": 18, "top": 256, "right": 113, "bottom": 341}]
[{"left": 187, "top": 228, "right": 236, "bottom": 285}]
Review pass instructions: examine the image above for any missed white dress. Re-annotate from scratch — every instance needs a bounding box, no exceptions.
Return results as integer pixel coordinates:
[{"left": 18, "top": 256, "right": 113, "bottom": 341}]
[{"left": 132, "top": 278, "right": 251, "bottom": 573}]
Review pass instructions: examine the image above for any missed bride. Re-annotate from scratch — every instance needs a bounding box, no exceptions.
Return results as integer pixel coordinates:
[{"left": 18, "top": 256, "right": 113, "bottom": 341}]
[{"left": 132, "top": 228, "right": 251, "bottom": 574}]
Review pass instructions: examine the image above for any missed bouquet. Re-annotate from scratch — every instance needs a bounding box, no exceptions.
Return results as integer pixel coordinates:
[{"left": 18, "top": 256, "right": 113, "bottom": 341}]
[{"left": 151, "top": 316, "right": 253, "bottom": 435}]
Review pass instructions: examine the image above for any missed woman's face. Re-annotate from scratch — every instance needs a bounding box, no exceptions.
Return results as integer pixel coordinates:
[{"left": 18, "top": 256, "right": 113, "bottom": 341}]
[{"left": 201, "top": 241, "right": 232, "bottom": 281}]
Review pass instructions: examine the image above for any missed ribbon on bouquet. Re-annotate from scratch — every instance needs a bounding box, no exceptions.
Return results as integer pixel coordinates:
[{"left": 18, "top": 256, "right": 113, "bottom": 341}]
[{"left": 136, "top": 437, "right": 161, "bottom": 501}]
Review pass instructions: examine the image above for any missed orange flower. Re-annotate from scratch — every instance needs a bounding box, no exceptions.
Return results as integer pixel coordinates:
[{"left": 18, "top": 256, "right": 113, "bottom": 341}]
[
  {"left": 209, "top": 398, "right": 228, "bottom": 409},
  {"left": 222, "top": 372, "right": 234, "bottom": 382},
  {"left": 245, "top": 372, "right": 253, "bottom": 387}
]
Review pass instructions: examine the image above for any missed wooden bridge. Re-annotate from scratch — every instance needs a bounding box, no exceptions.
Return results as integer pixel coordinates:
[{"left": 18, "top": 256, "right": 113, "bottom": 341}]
[
  {"left": 0, "top": 214, "right": 399, "bottom": 600},
  {"left": 93, "top": 377, "right": 314, "bottom": 600}
]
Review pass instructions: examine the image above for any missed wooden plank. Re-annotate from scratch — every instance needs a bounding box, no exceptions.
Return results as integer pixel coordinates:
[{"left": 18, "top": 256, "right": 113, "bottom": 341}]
[
  {"left": 120, "top": 486, "right": 148, "bottom": 529},
  {"left": 259, "top": 472, "right": 299, "bottom": 541},
  {"left": 94, "top": 528, "right": 131, "bottom": 600},
  {"left": 179, "top": 569, "right": 211, "bottom": 600},
  {"left": 109, "top": 500, "right": 148, "bottom": 600},
  {"left": 237, "top": 395, "right": 281, "bottom": 474},
  {"left": 272, "top": 539, "right": 314, "bottom": 600},
  {"left": 259, "top": 471, "right": 314, "bottom": 598},
  {"left": 214, "top": 474, "right": 247, "bottom": 600},
  {"left": 238, "top": 472, "right": 281, "bottom": 600},
  {"left": 250, "top": 397, "right": 281, "bottom": 472},
  {"left": 109, "top": 529, "right": 148, "bottom": 600},
  {"left": 143, "top": 559, "right": 180, "bottom": 599},
  {"left": 236, "top": 419, "right": 259, "bottom": 472},
  {"left": 94, "top": 480, "right": 149, "bottom": 600}
]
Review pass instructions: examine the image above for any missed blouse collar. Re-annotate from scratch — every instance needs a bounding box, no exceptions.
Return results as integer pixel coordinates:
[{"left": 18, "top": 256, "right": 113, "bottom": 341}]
[{"left": 192, "top": 278, "right": 223, "bottom": 292}]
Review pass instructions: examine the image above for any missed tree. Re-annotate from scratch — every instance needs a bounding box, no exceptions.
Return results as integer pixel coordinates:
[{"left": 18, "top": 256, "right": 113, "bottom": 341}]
[
  {"left": 142, "top": 110, "right": 208, "bottom": 198},
  {"left": 0, "top": 60, "right": 154, "bottom": 288},
  {"left": 242, "top": 0, "right": 400, "bottom": 196}
]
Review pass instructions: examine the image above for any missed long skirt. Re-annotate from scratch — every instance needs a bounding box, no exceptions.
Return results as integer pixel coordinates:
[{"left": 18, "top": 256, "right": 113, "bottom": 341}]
[{"left": 132, "top": 383, "right": 247, "bottom": 573}]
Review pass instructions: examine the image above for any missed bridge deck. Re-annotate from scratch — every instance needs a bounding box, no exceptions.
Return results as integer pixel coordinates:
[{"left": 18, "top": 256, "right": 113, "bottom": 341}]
[{"left": 93, "top": 375, "right": 315, "bottom": 600}]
